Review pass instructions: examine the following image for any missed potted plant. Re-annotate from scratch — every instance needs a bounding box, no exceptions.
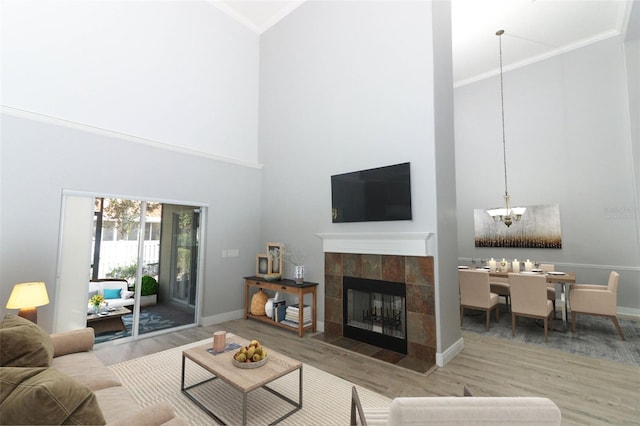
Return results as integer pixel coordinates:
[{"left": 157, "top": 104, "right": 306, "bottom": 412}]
[
  {"left": 89, "top": 294, "right": 106, "bottom": 314},
  {"left": 134, "top": 275, "right": 158, "bottom": 306}
]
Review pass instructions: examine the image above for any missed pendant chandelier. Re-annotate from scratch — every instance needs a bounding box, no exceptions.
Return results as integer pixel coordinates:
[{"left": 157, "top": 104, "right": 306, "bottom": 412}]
[{"left": 486, "top": 29, "right": 525, "bottom": 227}]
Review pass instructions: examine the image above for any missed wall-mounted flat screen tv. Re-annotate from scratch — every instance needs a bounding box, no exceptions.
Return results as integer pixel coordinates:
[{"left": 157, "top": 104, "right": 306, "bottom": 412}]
[{"left": 331, "top": 162, "right": 412, "bottom": 223}]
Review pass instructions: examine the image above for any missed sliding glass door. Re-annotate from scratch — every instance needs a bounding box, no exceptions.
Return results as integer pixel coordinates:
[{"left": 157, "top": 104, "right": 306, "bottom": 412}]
[
  {"left": 168, "top": 208, "right": 199, "bottom": 306},
  {"left": 55, "top": 192, "right": 204, "bottom": 344}
]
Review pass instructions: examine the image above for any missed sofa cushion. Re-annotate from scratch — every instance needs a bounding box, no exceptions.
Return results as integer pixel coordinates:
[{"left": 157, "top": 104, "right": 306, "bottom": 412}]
[
  {"left": 51, "top": 351, "right": 121, "bottom": 392},
  {"left": 0, "top": 366, "right": 106, "bottom": 425},
  {"left": 0, "top": 314, "right": 54, "bottom": 367},
  {"left": 108, "top": 403, "right": 181, "bottom": 426},
  {"left": 103, "top": 288, "right": 122, "bottom": 299},
  {"left": 94, "top": 386, "right": 147, "bottom": 425}
]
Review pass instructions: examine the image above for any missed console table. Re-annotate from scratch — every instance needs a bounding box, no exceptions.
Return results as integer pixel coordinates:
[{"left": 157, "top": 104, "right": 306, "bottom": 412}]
[{"left": 244, "top": 276, "right": 318, "bottom": 337}]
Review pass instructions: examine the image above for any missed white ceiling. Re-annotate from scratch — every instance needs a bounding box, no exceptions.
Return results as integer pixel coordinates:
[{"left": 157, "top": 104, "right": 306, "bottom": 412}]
[{"left": 210, "top": 0, "right": 633, "bottom": 86}]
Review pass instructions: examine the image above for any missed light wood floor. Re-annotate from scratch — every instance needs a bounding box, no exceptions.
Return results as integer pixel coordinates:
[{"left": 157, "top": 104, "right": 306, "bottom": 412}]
[{"left": 95, "top": 319, "right": 640, "bottom": 425}]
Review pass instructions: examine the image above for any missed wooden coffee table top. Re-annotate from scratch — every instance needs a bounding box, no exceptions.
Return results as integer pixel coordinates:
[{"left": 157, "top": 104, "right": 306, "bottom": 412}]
[
  {"left": 87, "top": 306, "right": 130, "bottom": 322},
  {"left": 183, "top": 335, "right": 302, "bottom": 393}
]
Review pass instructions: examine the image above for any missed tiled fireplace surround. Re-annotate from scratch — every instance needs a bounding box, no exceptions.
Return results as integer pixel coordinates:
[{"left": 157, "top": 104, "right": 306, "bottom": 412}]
[{"left": 324, "top": 252, "right": 436, "bottom": 368}]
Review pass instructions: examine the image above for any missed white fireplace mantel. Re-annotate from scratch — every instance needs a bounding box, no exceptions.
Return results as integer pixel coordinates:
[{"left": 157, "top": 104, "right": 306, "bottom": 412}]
[{"left": 316, "top": 232, "right": 435, "bottom": 256}]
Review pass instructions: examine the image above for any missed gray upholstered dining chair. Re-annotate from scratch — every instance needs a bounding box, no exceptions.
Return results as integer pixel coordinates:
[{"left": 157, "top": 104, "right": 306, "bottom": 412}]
[
  {"left": 569, "top": 271, "right": 625, "bottom": 340},
  {"left": 490, "top": 276, "right": 510, "bottom": 312},
  {"left": 509, "top": 273, "right": 554, "bottom": 342},
  {"left": 540, "top": 263, "right": 557, "bottom": 317},
  {"left": 459, "top": 270, "right": 499, "bottom": 331}
]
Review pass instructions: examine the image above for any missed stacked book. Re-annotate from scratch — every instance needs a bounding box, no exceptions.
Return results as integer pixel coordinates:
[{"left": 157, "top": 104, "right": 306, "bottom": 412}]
[
  {"left": 281, "top": 304, "right": 312, "bottom": 327},
  {"left": 272, "top": 300, "right": 286, "bottom": 322}
]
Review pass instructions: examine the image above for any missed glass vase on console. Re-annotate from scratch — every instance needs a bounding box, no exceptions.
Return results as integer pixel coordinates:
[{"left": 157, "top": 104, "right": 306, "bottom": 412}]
[{"left": 294, "top": 265, "right": 304, "bottom": 284}]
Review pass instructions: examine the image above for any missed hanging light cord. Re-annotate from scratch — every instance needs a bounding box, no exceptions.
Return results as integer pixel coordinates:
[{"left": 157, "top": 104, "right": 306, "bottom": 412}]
[{"left": 497, "top": 29, "right": 509, "bottom": 198}]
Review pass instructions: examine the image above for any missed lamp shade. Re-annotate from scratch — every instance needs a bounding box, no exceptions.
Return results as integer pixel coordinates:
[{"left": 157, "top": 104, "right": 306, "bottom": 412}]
[{"left": 6, "top": 282, "right": 50, "bottom": 309}]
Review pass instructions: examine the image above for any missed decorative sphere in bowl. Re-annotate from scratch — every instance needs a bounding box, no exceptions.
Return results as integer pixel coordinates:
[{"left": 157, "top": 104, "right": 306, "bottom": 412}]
[{"left": 264, "top": 273, "right": 282, "bottom": 282}]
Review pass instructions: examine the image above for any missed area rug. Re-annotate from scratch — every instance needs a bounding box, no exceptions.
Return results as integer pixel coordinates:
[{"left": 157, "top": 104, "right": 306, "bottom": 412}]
[
  {"left": 461, "top": 309, "right": 640, "bottom": 367},
  {"left": 94, "top": 311, "right": 181, "bottom": 344},
  {"left": 109, "top": 338, "right": 391, "bottom": 425}
]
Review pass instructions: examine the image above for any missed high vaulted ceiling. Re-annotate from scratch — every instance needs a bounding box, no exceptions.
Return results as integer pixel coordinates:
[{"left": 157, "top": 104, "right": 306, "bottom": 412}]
[{"left": 209, "top": 0, "right": 634, "bottom": 86}]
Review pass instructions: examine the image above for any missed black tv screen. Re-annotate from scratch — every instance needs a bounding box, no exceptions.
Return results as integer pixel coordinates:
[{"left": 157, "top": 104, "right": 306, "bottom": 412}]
[{"left": 331, "top": 162, "right": 412, "bottom": 223}]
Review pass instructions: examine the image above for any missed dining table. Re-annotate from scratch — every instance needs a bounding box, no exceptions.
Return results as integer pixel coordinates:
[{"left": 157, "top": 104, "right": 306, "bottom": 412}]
[{"left": 486, "top": 269, "right": 577, "bottom": 327}]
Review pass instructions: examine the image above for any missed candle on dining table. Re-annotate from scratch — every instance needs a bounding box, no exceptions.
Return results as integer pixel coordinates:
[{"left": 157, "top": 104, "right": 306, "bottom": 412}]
[
  {"left": 512, "top": 259, "right": 520, "bottom": 273},
  {"left": 524, "top": 259, "right": 533, "bottom": 272},
  {"left": 488, "top": 258, "right": 497, "bottom": 271},
  {"left": 500, "top": 258, "right": 508, "bottom": 272}
]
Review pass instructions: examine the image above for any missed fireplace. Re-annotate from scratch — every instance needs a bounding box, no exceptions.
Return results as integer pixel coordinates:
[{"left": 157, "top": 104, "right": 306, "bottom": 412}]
[
  {"left": 323, "top": 250, "right": 435, "bottom": 366},
  {"left": 343, "top": 276, "right": 407, "bottom": 354}
]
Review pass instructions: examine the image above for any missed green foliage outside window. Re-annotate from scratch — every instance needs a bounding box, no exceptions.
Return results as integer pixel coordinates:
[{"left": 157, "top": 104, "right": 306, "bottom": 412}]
[
  {"left": 139, "top": 275, "right": 158, "bottom": 296},
  {"left": 106, "top": 263, "right": 137, "bottom": 282}
]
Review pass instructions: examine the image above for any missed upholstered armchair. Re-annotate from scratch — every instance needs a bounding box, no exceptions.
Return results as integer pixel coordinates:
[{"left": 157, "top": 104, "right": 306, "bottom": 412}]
[
  {"left": 459, "top": 270, "right": 499, "bottom": 330},
  {"left": 509, "top": 273, "right": 554, "bottom": 342},
  {"left": 489, "top": 276, "right": 510, "bottom": 312},
  {"left": 569, "top": 271, "right": 625, "bottom": 340},
  {"left": 540, "top": 263, "right": 557, "bottom": 317}
]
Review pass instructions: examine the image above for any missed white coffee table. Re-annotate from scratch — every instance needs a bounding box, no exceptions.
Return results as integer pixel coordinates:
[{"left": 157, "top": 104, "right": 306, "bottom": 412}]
[{"left": 181, "top": 335, "right": 303, "bottom": 425}]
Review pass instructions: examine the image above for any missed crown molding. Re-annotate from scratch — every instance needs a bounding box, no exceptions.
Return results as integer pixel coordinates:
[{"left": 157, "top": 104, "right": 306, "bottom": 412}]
[{"left": 1, "top": 105, "right": 263, "bottom": 170}]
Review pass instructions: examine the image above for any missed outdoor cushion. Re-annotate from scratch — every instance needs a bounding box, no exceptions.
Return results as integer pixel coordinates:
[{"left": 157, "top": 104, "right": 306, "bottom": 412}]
[
  {"left": 0, "top": 314, "right": 54, "bottom": 367},
  {"left": 0, "top": 366, "right": 106, "bottom": 425},
  {"left": 103, "top": 288, "right": 122, "bottom": 299}
]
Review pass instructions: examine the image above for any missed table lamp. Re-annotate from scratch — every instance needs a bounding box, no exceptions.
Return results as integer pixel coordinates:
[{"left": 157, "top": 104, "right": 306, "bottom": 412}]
[{"left": 6, "top": 281, "right": 50, "bottom": 323}]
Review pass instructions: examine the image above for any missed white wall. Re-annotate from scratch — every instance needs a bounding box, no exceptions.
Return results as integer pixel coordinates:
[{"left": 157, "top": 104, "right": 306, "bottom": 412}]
[
  {"left": 1, "top": 0, "right": 259, "bottom": 163},
  {"left": 0, "top": 114, "right": 261, "bottom": 328},
  {"left": 454, "top": 35, "right": 640, "bottom": 312},
  {"left": 430, "top": 0, "right": 461, "bottom": 355},
  {"left": 0, "top": 113, "right": 263, "bottom": 330},
  {"left": 624, "top": 1, "right": 640, "bottom": 261},
  {"left": 0, "top": 0, "right": 263, "bottom": 331},
  {"left": 258, "top": 1, "right": 461, "bottom": 350}
]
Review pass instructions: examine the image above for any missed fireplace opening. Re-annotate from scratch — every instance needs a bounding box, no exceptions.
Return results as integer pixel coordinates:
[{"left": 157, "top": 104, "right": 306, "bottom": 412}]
[{"left": 343, "top": 276, "right": 407, "bottom": 354}]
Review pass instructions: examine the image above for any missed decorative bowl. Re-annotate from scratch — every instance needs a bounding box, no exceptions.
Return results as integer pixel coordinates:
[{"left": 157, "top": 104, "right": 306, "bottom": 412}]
[
  {"left": 232, "top": 355, "right": 268, "bottom": 369},
  {"left": 264, "top": 273, "right": 282, "bottom": 282}
]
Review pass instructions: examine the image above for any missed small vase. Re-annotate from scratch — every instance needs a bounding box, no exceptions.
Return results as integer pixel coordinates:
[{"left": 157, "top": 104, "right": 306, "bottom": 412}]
[{"left": 294, "top": 265, "right": 304, "bottom": 284}]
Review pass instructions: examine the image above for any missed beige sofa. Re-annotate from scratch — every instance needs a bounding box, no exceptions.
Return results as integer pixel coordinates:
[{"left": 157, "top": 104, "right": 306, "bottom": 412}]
[
  {"left": 0, "top": 314, "right": 184, "bottom": 425},
  {"left": 350, "top": 386, "right": 561, "bottom": 425}
]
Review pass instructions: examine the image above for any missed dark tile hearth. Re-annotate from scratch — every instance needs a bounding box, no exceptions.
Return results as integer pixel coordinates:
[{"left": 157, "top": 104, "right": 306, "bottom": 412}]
[{"left": 312, "top": 332, "right": 433, "bottom": 374}]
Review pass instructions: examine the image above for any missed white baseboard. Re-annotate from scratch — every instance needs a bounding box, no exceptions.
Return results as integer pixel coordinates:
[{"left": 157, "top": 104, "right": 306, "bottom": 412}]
[
  {"left": 436, "top": 337, "right": 464, "bottom": 367},
  {"left": 200, "top": 309, "right": 245, "bottom": 327},
  {"left": 200, "top": 310, "right": 326, "bottom": 333},
  {"left": 617, "top": 307, "right": 640, "bottom": 318}
]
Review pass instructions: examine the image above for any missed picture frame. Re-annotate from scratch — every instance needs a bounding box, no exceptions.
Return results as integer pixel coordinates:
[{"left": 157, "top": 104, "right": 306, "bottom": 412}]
[
  {"left": 266, "top": 242, "right": 284, "bottom": 275},
  {"left": 256, "top": 254, "right": 269, "bottom": 277},
  {"left": 473, "top": 204, "right": 562, "bottom": 248}
]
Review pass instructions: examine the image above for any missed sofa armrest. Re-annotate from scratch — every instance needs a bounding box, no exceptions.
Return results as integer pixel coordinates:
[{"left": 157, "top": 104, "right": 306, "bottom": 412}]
[
  {"left": 387, "top": 396, "right": 561, "bottom": 425},
  {"left": 50, "top": 328, "right": 95, "bottom": 357},
  {"left": 107, "top": 403, "right": 181, "bottom": 426},
  {"left": 571, "top": 284, "right": 607, "bottom": 291}
]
